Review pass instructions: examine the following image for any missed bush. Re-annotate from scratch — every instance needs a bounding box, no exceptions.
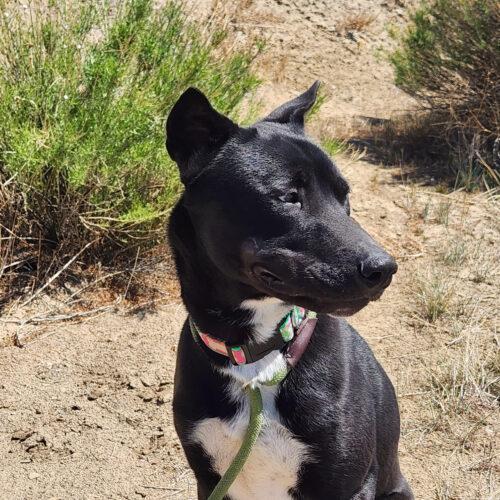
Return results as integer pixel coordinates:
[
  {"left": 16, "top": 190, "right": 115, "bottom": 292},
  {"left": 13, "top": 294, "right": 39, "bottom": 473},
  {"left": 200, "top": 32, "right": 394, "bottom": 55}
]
[
  {"left": 0, "top": 0, "right": 260, "bottom": 289},
  {"left": 390, "top": 0, "right": 499, "bottom": 190}
]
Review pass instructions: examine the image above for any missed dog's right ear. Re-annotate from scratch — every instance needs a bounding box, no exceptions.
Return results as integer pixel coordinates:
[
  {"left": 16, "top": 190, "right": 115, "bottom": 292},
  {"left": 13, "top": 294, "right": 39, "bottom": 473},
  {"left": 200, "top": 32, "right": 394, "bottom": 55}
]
[{"left": 166, "top": 88, "right": 238, "bottom": 184}]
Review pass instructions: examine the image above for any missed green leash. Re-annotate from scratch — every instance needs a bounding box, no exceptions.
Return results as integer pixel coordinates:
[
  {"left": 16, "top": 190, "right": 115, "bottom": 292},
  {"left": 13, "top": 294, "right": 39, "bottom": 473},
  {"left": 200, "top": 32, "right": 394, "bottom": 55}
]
[
  {"left": 189, "top": 307, "right": 315, "bottom": 500},
  {"left": 207, "top": 370, "right": 289, "bottom": 500},
  {"left": 208, "top": 385, "right": 264, "bottom": 500}
]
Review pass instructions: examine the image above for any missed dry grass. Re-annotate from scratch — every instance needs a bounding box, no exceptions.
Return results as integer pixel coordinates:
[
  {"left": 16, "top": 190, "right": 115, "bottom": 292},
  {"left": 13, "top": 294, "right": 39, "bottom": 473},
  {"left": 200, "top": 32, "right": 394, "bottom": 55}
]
[
  {"left": 399, "top": 187, "right": 499, "bottom": 497},
  {"left": 414, "top": 270, "right": 453, "bottom": 323},
  {"left": 336, "top": 12, "right": 376, "bottom": 34},
  {"left": 440, "top": 238, "right": 467, "bottom": 266}
]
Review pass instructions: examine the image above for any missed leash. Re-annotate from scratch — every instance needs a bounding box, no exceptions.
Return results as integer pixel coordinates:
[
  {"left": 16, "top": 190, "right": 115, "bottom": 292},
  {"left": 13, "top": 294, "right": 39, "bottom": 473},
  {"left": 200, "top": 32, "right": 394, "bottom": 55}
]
[
  {"left": 189, "top": 308, "right": 318, "bottom": 500},
  {"left": 208, "top": 368, "right": 291, "bottom": 500},
  {"left": 207, "top": 385, "right": 264, "bottom": 500}
]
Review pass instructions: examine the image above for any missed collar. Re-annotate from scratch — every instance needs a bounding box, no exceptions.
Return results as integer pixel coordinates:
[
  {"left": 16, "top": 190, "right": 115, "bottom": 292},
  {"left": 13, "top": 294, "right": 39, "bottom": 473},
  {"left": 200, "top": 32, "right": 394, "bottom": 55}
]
[{"left": 189, "top": 306, "right": 317, "bottom": 366}]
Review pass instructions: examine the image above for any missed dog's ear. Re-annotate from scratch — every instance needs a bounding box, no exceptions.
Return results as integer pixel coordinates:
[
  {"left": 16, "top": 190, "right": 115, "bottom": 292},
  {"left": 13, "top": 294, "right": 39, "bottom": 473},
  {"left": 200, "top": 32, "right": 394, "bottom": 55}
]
[
  {"left": 261, "top": 81, "right": 320, "bottom": 129},
  {"left": 166, "top": 88, "right": 239, "bottom": 184}
]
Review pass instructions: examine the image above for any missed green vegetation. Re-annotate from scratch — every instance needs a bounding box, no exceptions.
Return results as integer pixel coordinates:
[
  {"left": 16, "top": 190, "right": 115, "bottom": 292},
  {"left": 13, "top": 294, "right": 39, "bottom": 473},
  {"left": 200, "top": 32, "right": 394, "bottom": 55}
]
[
  {"left": 389, "top": 0, "right": 499, "bottom": 190},
  {"left": 321, "top": 138, "right": 349, "bottom": 157},
  {"left": 0, "top": 0, "right": 260, "bottom": 268},
  {"left": 414, "top": 271, "right": 453, "bottom": 323}
]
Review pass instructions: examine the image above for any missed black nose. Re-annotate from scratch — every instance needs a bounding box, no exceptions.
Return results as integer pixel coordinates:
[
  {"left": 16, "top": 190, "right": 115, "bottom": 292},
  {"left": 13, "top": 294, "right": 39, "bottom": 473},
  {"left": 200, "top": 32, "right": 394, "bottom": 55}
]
[{"left": 358, "top": 254, "right": 398, "bottom": 289}]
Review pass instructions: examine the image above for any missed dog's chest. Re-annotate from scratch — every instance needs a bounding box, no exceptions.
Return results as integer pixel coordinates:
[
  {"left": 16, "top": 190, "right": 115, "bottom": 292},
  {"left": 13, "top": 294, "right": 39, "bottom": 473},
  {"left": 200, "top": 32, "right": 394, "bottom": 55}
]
[{"left": 191, "top": 385, "right": 310, "bottom": 500}]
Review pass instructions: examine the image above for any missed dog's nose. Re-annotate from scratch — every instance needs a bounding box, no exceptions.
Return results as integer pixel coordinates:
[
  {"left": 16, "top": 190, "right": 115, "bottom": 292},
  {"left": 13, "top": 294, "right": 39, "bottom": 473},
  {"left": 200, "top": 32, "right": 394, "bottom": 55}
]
[{"left": 358, "top": 254, "right": 398, "bottom": 289}]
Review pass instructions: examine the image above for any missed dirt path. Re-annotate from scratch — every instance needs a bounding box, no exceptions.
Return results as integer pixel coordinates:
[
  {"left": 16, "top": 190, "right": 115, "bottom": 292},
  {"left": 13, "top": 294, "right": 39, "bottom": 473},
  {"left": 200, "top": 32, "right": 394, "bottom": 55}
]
[
  {"left": 221, "top": 0, "right": 417, "bottom": 126},
  {"left": 1, "top": 1, "right": 498, "bottom": 499}
]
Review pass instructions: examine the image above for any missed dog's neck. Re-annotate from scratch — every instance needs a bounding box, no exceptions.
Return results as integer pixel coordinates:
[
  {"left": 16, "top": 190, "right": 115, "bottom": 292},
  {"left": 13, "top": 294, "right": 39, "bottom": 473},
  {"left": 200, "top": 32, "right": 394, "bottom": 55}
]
[{"left": 169, "top": 200, "right": 292, "bottom": 346}]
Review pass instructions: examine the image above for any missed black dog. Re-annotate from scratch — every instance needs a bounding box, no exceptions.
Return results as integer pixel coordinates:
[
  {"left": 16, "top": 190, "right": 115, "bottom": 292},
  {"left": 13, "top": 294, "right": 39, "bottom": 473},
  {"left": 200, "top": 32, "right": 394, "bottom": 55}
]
[{"left": 167, "top": 83, "right": 413, "bottom": 500}]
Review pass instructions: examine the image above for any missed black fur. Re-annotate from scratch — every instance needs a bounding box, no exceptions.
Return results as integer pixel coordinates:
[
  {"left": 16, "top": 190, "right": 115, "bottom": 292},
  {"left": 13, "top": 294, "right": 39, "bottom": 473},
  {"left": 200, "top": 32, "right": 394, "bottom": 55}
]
[{"left": 167, "top": 83, "right": 413, "bottom": 499}]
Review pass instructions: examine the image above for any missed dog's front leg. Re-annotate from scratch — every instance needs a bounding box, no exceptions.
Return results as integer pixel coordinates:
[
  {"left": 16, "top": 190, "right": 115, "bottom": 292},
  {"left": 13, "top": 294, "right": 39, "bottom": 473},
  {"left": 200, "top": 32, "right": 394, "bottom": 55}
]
[
  {"left": 197, "top": 481, "right": 226, "bottom": 500},
  {"left": 181, "top": 442, "right": 221, "bottom": 500}
]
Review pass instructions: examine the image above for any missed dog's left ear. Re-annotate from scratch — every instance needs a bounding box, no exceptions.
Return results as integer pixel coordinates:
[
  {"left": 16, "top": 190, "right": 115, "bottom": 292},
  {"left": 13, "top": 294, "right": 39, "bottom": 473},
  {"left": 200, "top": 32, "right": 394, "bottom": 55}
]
[
  {"left": 261, "top": 81, "right": 320, "bottom": 129},
  {"left": 166, "top": 87, "right": 239, "bottom": 184}
]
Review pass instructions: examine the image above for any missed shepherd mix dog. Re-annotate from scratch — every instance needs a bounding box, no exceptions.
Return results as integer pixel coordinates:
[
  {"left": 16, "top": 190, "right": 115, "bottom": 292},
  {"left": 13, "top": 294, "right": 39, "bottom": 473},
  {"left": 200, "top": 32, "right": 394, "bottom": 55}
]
[{"left": 166, "top": 82, "right": 413, "bottom": 500}]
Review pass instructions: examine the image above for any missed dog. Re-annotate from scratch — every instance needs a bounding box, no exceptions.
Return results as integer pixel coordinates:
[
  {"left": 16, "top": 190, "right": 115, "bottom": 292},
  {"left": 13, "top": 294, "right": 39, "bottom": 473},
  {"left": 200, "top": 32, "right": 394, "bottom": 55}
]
[{"left": 166, "top": 82, "right": 413, "bottom": 500}]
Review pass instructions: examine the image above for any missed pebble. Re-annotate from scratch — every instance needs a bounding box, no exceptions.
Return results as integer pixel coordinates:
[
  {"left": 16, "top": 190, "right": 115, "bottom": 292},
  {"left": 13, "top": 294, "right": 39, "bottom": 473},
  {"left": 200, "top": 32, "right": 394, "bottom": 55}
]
[
  {"left": 87, "top": 388, "right": 104, "bottom": 401},
  {"left": 11, "top": 430, "right": 34, "bottom": 442},
  {"left": 23, "top": 434, "right": 43, "bottom": 451},
  {"left": 140, "top": 374, "right": 156, "bottom": 387},
  {"left": 127, "top": 376, "right": 142, "bottom": 389},
  {"left": 138, "top": 389, "right": 155, "bottom": 402}
]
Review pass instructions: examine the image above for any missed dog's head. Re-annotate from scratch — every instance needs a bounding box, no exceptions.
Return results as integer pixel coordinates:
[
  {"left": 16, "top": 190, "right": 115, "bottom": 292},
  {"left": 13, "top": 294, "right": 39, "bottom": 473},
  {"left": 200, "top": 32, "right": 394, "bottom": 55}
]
[{"left": 166, "top": 83, "right": 397, "bottom": 315}]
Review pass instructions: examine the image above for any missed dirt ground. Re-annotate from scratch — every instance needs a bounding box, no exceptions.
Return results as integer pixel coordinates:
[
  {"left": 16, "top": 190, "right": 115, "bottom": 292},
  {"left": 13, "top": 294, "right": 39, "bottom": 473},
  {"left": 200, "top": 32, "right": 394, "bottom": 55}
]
[{"left": 1, "top": 1, "right": 498, "bottom": 499}]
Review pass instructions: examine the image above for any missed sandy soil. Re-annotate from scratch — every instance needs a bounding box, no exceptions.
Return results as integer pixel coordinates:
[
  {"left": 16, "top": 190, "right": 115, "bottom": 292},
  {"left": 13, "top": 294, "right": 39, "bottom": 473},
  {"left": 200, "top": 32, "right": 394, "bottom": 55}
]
[
  {"left": 1, "top": 1, "right": 498, "bottom": 499},
  {"left": 232, "top": 0, "right": 418, "bottom": 119}
]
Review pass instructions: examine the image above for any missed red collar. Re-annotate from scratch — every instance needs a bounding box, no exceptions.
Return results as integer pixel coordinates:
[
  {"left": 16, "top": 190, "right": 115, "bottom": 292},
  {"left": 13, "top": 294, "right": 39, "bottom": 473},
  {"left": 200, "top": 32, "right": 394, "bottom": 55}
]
[{"left": 189, "top": 307, "right": 318, "bottom": 366}]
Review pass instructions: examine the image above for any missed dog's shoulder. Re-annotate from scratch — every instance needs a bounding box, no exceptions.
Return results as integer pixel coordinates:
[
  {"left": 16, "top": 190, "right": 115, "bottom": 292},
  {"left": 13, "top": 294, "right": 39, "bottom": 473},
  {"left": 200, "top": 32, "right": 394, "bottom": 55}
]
[{"left": 279, "top": 315, "right": 398, "bottom": 430}]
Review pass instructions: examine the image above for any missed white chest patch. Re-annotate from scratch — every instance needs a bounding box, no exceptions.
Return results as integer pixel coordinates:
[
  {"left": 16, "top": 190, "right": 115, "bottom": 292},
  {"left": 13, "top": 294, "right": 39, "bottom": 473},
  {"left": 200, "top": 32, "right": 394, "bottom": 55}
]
[
  {"left": 192, "top": 381, "right": 310, "bottom": 500},
  {"left": 191, "top": 298, "right": 311, "bottom": 500}
]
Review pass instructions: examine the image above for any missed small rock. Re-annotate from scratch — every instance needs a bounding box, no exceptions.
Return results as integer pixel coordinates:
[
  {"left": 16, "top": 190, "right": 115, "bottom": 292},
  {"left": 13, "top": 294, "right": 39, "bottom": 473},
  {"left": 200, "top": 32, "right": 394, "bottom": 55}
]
[
  {"left": 71, "top": 405, "right": 81, "bottom": 411},
  {"left": 127, "top": 376, "right": 142, "bottom": 390},
  {"left": 23, "top": 434, "right": 43, "bottom": 452},
  {"left": 138, "top": 389, "right": 155, "bottom": 402},
  {"left": 28, "top": 472, "right": 40, "bottom": 480},
  {"left": 125, "top": 417, "right": 139, "bottom": 427},
  {"left": 155, "top": 435, "right": 167, "bottom": 448},
  {"left": 36, "top": 433, "right": 50, "bottom": 448},
  {"left": 12, "top": 430, "right": 34, "bottom": 442},
  {"left": 158, "top": 377, "right": 170, "bottom": 387},
  {"left": 87, "top": 388, "right": 104, "bottom": 401},
  {"left": 140, "top": 374, "right": 156, "bottom": 387}
]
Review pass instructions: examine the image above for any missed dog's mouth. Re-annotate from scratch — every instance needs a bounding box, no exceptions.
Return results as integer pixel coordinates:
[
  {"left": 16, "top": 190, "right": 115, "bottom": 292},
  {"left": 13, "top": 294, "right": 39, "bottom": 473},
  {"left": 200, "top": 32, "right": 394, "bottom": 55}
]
[
  {"left": 249, "top": 264, "right": 386, "bottom": 316},
  {"left": 251, "top": 265, "right": 283, "bottom": 287}
]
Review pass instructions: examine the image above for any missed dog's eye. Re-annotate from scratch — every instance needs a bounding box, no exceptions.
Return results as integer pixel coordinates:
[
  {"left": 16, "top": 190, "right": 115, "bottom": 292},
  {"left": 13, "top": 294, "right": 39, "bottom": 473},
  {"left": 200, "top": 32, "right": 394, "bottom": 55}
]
[{"left": 279, "top": 191, "right": 301, "bottom": 208}]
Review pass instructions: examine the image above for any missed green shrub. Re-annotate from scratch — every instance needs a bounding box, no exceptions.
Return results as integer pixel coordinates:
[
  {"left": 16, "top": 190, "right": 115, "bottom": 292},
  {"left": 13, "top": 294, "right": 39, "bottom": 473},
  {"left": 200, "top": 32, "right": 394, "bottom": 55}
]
[
  {"left": 389, "top": 0, "right": 499, "bottom": 190},
  {"left": 321, "top": 138, "right": 349, "bottom": 157},
  {"left": 0, "top": 0, "right": 260, "bottom": 271}
]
